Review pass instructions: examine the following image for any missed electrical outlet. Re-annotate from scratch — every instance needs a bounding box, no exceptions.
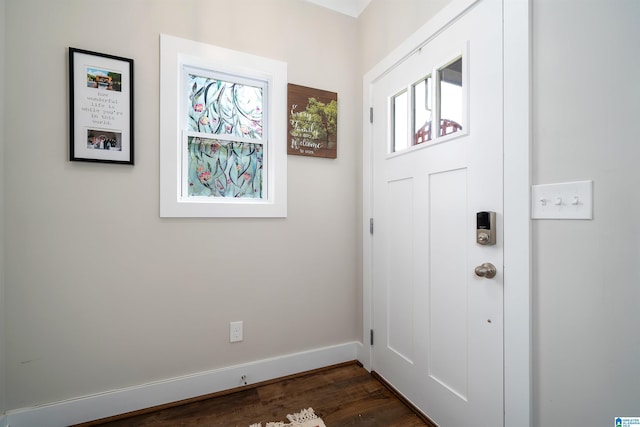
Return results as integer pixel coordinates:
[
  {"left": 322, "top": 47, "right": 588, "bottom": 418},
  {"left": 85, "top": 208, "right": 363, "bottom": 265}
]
[{"left": 230, "top": 321, "right": 243, "bottom": 343}]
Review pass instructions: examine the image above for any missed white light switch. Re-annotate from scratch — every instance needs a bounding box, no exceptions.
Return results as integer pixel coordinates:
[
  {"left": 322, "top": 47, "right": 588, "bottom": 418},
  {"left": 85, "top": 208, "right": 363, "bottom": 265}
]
[{"left": 531, "top": 180, "right": 593, "bottom": 219}]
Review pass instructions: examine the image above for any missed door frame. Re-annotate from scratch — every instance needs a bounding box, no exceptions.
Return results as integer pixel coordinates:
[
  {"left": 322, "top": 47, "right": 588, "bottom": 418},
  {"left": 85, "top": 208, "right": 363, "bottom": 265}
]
[{"left": 359, "top": 0, "right": 532, "bottom": 426}]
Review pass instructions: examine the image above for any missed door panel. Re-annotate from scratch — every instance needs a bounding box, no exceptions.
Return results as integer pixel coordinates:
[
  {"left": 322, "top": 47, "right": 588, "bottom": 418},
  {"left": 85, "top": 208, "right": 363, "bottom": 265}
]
[
  {"left": 371, "top": 0, "right": 504, "bottom": 425},
  {"left": 428, "top": 167, "right": 468, "bottom": 400},
  {"left": 386, "top": 177, "right": 415, "bottom": 363}
]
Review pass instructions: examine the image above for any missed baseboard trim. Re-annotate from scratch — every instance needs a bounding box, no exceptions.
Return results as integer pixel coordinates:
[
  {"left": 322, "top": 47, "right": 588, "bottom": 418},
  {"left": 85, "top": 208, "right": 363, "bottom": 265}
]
[
  {"left": 76, "top": 360, "right": 361, "bottom": 426},
  {"left": 6, "top": 341, "right": 359, "bottom": 427}
]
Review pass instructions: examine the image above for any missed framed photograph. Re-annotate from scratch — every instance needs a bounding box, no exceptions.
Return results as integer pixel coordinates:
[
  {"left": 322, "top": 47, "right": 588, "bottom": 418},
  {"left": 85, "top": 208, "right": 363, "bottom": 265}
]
[
  {"left": 287, "top": 84, "right": 337, "bottom": 159},
  {"left": 69, "top": 48, "right": 134, "bottom": 164}
]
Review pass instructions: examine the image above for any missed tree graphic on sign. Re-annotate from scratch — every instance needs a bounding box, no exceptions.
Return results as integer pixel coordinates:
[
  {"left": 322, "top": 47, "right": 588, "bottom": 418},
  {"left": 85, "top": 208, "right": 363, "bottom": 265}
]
[{"left": 289, "top": 97, "right": 337, "bottom": 149}]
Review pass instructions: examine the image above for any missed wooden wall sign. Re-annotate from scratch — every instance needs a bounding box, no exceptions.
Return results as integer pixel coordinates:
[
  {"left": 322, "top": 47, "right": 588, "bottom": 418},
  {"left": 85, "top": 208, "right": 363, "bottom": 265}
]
[{"left": 287, "top": 84, "right": 337, "bottom": 159}]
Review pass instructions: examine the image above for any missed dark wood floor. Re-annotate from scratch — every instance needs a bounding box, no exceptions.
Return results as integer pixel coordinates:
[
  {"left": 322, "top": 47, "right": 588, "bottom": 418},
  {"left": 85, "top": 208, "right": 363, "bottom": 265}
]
[{"left": 75, "top": 361, "right": 433, "bottom": 427}]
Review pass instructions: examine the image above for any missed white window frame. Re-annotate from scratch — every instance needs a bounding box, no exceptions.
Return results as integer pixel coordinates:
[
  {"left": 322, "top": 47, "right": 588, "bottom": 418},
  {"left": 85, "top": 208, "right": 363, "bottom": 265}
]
[{"left": 160, "top": 34, "right": 287, "bottom": 217}]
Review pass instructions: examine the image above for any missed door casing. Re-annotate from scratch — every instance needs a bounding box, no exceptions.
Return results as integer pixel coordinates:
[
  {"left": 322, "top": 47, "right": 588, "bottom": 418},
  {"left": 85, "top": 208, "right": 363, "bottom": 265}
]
[{"left": 359, "top": 0, "right": 532, "bottom": 425}]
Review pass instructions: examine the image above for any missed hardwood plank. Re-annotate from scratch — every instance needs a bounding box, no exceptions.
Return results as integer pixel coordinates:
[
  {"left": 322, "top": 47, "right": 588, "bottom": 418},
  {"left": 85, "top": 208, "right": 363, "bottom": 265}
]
[{"left": 74, "top": 362, "right": 431, "bottom": 427}]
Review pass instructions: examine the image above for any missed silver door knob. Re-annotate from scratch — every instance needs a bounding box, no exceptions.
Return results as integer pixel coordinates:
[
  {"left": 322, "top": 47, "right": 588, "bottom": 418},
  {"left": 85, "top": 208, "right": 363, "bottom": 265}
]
[{"left": 475, "top": 262, "right": 497, "bottom": 278}]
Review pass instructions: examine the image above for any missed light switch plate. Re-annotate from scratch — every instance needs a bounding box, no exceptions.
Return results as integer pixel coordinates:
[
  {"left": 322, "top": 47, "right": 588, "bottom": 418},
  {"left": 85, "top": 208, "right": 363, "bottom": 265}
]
[{"left": 531, "top": 180, "right": 593, "bottom": 219}]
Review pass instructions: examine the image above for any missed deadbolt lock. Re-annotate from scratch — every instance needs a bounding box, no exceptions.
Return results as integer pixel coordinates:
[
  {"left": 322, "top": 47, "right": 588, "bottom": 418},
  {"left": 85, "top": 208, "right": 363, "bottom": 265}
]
[{"left": 476, "top": 211, "right": 496, "bottom": 246}]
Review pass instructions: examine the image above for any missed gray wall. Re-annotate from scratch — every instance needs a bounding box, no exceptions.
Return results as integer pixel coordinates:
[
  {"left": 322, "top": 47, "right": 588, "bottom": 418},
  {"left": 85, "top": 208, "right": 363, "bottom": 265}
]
[
  {"left": 3, "top": 0, "right": 359, "bottom": 409},
  {"left": 2, "top": 0, "right": 639, "bottom": 424},
  {"left": 0, "top": 0, "right": 6, "bottom": 417},
  {"left": 532, "top": 0, "right": 640, "bottom": 424},
  {"left": 357, "top": 0, "right": 451, "bottom": 74}
]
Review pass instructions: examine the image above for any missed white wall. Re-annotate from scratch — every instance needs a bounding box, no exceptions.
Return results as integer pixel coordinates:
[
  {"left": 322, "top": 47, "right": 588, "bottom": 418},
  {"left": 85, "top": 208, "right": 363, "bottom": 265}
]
[
  {"left": 3, "top": 0, "right": 359, "bottom": 410},
  {"left": 532, "top": 0, "right": 640, "bottom": 425}
]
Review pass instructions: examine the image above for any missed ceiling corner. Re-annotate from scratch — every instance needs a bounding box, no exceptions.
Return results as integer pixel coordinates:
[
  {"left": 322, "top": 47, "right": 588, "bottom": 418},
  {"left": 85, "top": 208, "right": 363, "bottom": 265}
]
[{"left": 303, "top": 0, "right": 372, "bottom": 18}]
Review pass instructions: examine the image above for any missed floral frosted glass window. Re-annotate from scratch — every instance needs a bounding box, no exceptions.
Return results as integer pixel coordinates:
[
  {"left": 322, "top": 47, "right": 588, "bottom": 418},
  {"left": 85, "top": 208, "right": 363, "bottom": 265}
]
[
  {"left": 184, "top": 71, "right": 266, "bottom": 199},
  {"left": 187, "top": 137, "right": 263, "bottom": 198},
  {"left": 187, "top": 75, "right": 263, "bottom": 139},
  {"left": 160, "top": 34, "right": 287, "bottom": 217}
]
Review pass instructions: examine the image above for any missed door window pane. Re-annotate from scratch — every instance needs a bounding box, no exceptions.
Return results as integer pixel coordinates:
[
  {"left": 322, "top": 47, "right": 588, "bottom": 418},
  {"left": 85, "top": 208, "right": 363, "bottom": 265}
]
[
  {"left": 414, "top": 76, "right": 432, "bottom": 144},
  {"left": 438, "top": 57, "right": 463, "bottom": 137},
  {"left": 393, "top": 90, "right": 408, "bottom": 152}
]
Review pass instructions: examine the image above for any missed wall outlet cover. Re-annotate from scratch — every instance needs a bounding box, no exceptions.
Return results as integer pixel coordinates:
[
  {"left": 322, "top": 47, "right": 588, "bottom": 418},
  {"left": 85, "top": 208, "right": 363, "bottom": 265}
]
[{"left": 230, "top": 321, "right": 243, "bottom": 343}]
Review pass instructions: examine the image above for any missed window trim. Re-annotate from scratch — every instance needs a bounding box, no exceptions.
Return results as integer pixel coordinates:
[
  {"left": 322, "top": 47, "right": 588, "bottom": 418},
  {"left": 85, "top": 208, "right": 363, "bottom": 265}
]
[{"left": 160, "top": 34, "right": 287, "bottom": 217}]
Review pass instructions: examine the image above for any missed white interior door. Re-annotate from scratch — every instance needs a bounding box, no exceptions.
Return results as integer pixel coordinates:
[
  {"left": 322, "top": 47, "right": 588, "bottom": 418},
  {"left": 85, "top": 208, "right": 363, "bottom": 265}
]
[{"left": 371, "top": 0, "right": 504, "bottom": 425}]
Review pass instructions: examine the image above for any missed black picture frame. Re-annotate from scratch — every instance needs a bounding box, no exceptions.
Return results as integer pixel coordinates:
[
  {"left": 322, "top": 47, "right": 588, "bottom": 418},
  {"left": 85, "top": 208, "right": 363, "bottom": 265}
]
[{"left": 69, "top": 47, "right": 134, "bottom": 164}]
